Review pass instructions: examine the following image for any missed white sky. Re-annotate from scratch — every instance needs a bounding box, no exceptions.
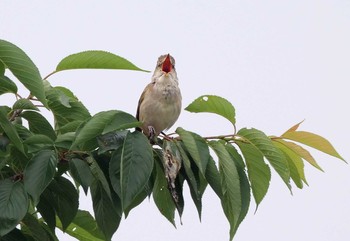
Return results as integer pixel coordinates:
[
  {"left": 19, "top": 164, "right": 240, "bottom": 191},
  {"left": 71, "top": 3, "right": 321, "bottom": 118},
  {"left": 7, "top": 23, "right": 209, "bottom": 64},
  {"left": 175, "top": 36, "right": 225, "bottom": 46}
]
[{"left": 1, "top": 1, "right": 350, "bottom": 240}]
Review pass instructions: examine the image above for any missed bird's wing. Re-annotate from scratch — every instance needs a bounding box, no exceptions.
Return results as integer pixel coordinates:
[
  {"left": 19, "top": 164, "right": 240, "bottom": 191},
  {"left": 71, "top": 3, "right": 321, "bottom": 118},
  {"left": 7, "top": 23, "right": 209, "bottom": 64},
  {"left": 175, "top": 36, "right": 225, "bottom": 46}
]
[{"left": 136, "top": 81, "right": 155, "bottom": 121}]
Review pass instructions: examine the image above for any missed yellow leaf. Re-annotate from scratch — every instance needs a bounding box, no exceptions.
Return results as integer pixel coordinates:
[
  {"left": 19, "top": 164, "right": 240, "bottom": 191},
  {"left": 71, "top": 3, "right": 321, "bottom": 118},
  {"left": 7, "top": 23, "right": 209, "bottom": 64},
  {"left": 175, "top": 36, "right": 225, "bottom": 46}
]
[
  {"left": 273, "top": 138, "right": 323, "bottom": 171},
  {"left": 281, "top": 120, "right": 304, "bottom": 135},
  {"left": 281, "top": 131, "right": 345, "bottom": 162}
]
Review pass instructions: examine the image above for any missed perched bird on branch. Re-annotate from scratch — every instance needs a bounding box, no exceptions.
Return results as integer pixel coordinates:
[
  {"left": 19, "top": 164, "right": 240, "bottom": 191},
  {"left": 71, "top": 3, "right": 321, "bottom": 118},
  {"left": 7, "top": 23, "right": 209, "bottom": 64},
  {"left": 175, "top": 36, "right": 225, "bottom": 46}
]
[{"left": 136, "top": 54, "right": 182, "bottom": 142}]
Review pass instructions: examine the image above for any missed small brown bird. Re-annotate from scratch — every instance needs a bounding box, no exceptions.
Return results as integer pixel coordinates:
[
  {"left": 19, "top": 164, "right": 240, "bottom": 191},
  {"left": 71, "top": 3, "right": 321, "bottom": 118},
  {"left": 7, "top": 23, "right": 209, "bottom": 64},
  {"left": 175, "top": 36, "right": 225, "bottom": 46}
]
[{"left": 136, "top": 54, "right": 182, "bottom": 141}]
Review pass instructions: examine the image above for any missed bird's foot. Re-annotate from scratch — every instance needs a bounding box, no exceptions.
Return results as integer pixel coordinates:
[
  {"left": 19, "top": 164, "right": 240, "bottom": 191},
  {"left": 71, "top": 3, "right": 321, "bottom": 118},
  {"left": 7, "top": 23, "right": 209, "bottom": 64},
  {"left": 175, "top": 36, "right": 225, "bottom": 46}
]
[
  {"left": 160, "top": 131, "right": 175, "bottom": 141},
  {"left": 148, "top": 126, "right": 157, "bottom": 144}
]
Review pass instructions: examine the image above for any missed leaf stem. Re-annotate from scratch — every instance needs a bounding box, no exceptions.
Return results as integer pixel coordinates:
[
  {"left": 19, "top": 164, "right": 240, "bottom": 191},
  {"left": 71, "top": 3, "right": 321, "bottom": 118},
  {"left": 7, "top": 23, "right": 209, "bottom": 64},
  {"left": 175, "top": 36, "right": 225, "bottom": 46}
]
[{"left": 43, "top": 70, "right": 58, "bottom": 80}]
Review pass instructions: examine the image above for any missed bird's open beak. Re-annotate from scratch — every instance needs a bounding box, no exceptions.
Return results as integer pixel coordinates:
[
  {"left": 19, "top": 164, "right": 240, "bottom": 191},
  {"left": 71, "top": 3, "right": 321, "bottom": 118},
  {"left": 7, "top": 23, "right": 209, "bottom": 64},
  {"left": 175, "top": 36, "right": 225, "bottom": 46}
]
[{"left": 162, "top": 54, "right": 172, "bottom": 73}]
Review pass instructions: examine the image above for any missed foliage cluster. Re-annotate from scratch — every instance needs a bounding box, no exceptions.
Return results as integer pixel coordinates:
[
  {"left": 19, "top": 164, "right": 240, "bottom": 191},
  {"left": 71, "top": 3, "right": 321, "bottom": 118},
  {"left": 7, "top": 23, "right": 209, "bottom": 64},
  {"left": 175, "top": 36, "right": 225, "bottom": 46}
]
[{"left": 0, "top": 39, "right": 345, "bottom": 241}]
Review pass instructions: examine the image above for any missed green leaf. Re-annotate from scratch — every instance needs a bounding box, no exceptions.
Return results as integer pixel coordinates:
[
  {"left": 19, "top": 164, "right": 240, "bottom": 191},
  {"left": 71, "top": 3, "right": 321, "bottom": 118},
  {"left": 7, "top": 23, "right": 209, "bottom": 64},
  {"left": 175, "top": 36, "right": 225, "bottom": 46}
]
[
  {"left": 46, "top": 87, "right": 90, "bottom": 128},
  {"left": 23, "top": 134, "right": 54, "bottom": 146},
  {"left": 175, "top": 142, "right": 206, "bottom": 220},
  {"left": 20, "top": 111, "right": 56, "bottom": 141},
  {"left": 69, "top": 158, "right": 94, "bottom": 194},
  {"left": 45, "top": 176, "right": 79, "bottom": 231},
  {"left": 209, "top": 141, "right": 241, "bottom": 240},
  {"left": 282, "top": 130, "right": 345, "bottom": 162},
  {"left": 8, "top": 146, "right": 29, "bottom": 172},
  {"left": 23, "top": 150, "right": 57, "bottom": 204},
  {"left": 21, "top": 213, "right": 50, "bottom": 241},
  {"left": 23, "top": 134, "right": 54, "bottom": 153},
  {"left": 39, "top": 222, "right": 59, "bottom": 241},
  {"left": 58, "top": 121, "right": 82, "bottom": 134},
  {"left": 225, "top": 143, "right": 251, "bottom": 232},
  {"left": 0, "top": 106, "right": 25, "bottom": 154},
  {"left": 90, "top": 179, "right": 121, "bottom": 241},
  {"left": 238, "top": 128, "right": 291, "bottom": 190},
  {"left": 102, "top": 112, "right": 140, "bottom": 134},
  {"left": 12, "top": 99, "right": 39, "bottom": 111},
  {"left": 152, "top": 158, "right": 176, "bottom": 227},
  {"left": 176, "top": 142, "right": 199, "bottom": 196},
  {"left": 185, "top": 95, "right": 236, "bottom": 126},
  {"left": 72, "top": 110, "right": 138, "bottom": 149},
  {"left": 54, "top": 132, "right": 75, "bottom": 149},
  {"left": 273, "top": 141, "right": 305, "bottom": 188},
  {"left": 13, "top": 123, "right": 32, "bottom": 140},
  {"left": 0, "top": 179, "right": 29, "bottom": 237},
  {"left": 0, "top": 75, "right": 17, "bottom": 95},
  {"left": 0, "top": 39, "right": 47, "bottom": 106},
  {"left": 109, "top": 131, "right": 153, "bottom": 211},
  {"left": 237, "top": 142, "right": 270, "bottom": 208},
  {"left": 176, "top": 127, "right": 210, "bottom": 176},
  {"left": 273, "top": 138, "right": 323, "bottom": 171},
  {"left": 97, "top": 131, "right": 127, "bottom": 154},
  {"left": 124, "top": 181, "right": 153, "bottom": 218},
  {"left": 87, "top": 155, "right": 112, "bottom": 200},
  {"left": 56, "top": 50, "right": 149, "bottom": 72},
  {"left": 0, "top": 59, "right": 5, "bottom": 75},
  {"left": 205, "top": 156, "right": 223, "bottom": 198},
  {"left": 56, "top": 210, "right": 105, "bottom": 241}
]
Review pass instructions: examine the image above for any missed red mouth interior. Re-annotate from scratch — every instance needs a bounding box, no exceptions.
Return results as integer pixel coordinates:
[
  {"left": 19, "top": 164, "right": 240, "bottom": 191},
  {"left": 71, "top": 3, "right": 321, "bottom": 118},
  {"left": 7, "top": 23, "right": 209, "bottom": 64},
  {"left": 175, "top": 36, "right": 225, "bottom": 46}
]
[{"left": 162, "top": 55, "right": 172, "bottom": 73}]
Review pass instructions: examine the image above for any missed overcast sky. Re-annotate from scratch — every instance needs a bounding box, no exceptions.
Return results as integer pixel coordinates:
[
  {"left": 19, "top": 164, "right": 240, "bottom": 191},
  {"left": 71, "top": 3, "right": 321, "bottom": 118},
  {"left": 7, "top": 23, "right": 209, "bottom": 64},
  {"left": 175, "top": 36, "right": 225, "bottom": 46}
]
[{"left": 1, "top": 1, "right": 350, "bottom": 240}]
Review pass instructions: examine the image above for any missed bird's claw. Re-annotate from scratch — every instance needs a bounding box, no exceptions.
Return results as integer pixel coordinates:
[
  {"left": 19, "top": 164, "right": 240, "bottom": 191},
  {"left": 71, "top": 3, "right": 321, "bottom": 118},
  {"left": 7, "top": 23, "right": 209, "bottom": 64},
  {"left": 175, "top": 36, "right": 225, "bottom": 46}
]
[{"left": 148, "top": 126, "right": 157, "bottom": 144}]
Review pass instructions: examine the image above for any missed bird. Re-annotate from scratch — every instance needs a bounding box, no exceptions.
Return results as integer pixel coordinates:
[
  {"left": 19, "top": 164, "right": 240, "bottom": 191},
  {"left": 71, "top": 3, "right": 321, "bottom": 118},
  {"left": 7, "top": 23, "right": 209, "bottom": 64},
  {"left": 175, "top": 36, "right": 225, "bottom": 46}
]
[{"left": 136, "top": 54, "right": 182, "bottom": 142}]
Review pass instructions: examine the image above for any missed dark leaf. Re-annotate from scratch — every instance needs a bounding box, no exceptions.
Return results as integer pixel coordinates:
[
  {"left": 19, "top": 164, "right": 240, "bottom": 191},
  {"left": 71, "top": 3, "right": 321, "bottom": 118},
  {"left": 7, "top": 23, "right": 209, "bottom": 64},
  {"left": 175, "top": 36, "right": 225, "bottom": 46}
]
[
  {"left": 22, "top": 213, "right": 50, "bottom": 241},
  {"left": 0, "top": 106, "right": 25, "bottom": 154},
  {"left": 45, "top": 176, "right": 79, "bottom": 231},
  {"left": 0, "top": 228, "right": 27, "bottom": 241},
  {"left": 23, "top": 150, "right": 57, "bottom": 204},
  {"left": 0, "top": 179, "right": 29, "bottom": 236},
  {"left": 69, "top": 158, "right": 94, "bottom": 194},
  {"left": 176, "top": 127, "right": 210, "bottom": 176},
  {"left": 87, "top": 155, "right": 112, "bottom": 200},
  {"left": 176, "top": 142, "right": 207, "bottom": 220},
  {"left": 90, "top": 179, "right": 121, "bottom": 241},
  {"left": 97, "top": 131, "right": 127, "bottom": 154},
  {"left": 0, "top": 134, "right": 10, "bottom": 151},
  {"left": 152, "top": 158, "right": 176, "bottom": 227},
  {"left": 205, "top": 156, "right": 223, "bottom": 198},
  {"left": 72, "top": 110, "right": 138, "bottom": 149},
  {"left": 109, "top": 131, "right": 153, "bottom": 211},
  {"left": 37, "top": 190, "right": 56, "bottom": 232},
  {"left": 124, "top": 179, "right": 153, "bottom": 218},
  {"left": 20, "top": 111, "right": 56, "bottom": 141}
]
